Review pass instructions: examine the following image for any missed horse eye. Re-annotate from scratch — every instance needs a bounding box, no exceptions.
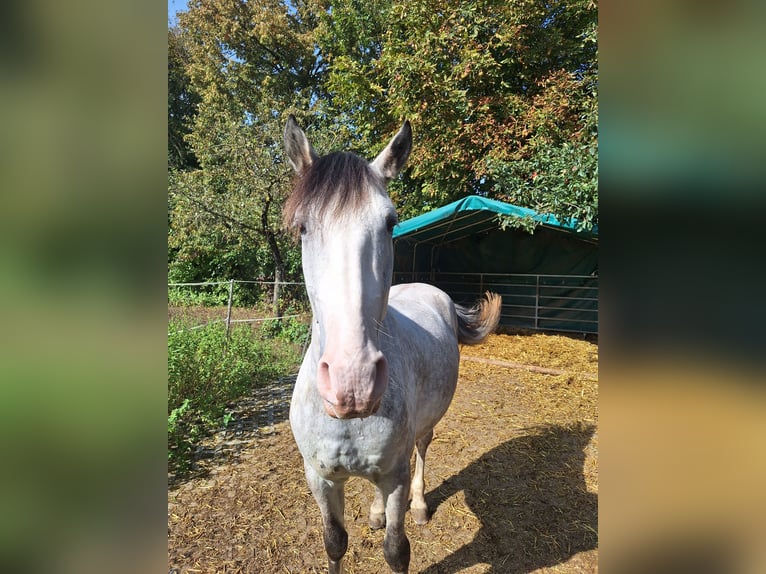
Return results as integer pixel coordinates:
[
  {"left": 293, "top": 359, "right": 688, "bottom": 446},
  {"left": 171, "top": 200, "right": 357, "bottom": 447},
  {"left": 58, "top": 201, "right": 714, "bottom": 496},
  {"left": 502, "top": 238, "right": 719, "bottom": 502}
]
[
  {"left": 385, "top": 214, "right": 398, "bottom": 233},
  {"left": 299, "top": 223, "right": 307, "bottom": 236}
]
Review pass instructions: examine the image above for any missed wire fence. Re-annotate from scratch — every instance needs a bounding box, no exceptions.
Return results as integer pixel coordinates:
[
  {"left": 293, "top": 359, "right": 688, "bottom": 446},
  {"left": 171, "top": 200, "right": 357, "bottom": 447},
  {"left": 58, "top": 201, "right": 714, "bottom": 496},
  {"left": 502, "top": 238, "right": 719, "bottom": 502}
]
[
  {"left": 168, "top": 279, "right": 309, "bottom": 336},
  {"left": 169, "top": 272, "right": 599, "bottom": 337}
]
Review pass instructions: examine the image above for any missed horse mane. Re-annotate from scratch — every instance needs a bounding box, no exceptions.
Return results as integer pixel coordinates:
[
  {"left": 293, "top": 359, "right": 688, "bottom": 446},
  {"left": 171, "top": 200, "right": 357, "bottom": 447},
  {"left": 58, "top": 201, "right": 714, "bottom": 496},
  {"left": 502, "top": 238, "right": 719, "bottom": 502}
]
[{"left": 283, "top": 151, "right": 376, "bottom": 235}]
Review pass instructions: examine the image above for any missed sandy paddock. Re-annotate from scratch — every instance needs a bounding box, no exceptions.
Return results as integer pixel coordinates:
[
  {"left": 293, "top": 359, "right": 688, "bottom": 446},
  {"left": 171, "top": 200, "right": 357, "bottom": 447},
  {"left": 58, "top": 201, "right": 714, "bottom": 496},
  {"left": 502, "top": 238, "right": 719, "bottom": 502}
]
[{"left": 169, "top": 332, "right": 598, "bottom": 573}]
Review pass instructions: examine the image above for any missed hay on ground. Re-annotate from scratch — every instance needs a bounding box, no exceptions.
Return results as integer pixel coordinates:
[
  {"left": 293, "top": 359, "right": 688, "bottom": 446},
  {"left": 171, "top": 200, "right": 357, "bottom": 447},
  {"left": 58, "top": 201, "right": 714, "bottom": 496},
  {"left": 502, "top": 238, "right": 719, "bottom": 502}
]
[{"left": 169, "top": 333, "right": 598, "bottom": 573}]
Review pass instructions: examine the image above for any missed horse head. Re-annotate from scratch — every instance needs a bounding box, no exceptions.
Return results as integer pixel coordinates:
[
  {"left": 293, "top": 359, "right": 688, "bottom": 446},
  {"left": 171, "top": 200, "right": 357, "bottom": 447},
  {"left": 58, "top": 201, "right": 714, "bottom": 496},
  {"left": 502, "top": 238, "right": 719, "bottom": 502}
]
[{"left": 283, "top": 115, "right": 412, "bottom": 419}]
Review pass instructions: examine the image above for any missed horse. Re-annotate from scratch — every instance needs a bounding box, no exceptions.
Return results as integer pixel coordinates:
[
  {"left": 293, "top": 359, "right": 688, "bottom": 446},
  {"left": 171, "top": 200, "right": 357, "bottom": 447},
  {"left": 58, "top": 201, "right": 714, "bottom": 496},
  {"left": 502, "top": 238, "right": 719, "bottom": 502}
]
[{"left": 282, "top": 114, "right": 501, "bottom": 574}]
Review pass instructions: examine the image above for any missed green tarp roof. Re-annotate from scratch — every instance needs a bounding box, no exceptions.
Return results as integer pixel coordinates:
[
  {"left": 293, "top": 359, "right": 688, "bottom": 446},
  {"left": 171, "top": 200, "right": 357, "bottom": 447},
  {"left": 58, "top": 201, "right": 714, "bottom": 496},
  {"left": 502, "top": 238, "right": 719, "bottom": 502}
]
[{"left": 392, "top": 195, "right": 597, "bottom": 244}]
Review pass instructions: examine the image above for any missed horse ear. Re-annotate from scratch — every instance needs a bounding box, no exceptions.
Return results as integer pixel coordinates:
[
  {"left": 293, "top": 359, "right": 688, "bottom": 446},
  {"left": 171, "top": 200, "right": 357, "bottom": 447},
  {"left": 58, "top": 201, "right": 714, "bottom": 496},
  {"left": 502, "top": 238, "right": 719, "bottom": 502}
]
[
  {"left": 284, "top": 114, "right": 318, "bottom": 174},
  {"left": 371, "top": 120, "right": 412, "bottom": 182}
]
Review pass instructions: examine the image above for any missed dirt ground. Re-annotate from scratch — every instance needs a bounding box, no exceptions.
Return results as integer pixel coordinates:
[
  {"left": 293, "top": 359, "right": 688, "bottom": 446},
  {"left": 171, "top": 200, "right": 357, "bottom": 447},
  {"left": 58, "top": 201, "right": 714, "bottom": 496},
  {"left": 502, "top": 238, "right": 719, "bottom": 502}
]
[{"left": 168, "top": 332, "right": 598, "bottom": 573}]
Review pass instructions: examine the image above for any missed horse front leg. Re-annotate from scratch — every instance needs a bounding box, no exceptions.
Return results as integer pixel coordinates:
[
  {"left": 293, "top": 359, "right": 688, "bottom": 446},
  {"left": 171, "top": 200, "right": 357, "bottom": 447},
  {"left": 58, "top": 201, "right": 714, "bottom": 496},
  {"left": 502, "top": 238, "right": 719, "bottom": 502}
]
[
  {"left": 304, "top": 463, "right": 347, "bottom": 574},
  {"left": 378, "top": 465, "right": 411, "bottom": 574}
]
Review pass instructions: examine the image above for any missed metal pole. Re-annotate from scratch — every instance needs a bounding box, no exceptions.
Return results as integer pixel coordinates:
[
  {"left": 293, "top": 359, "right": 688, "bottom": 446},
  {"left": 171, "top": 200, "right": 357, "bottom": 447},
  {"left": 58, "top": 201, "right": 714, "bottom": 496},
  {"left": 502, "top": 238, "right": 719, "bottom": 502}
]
[
  {"left": 225, "top": 279, "right": 234, "bottom": 338},
  {"left": 535, "top": 275, "right": 540, "bottom": 330}
]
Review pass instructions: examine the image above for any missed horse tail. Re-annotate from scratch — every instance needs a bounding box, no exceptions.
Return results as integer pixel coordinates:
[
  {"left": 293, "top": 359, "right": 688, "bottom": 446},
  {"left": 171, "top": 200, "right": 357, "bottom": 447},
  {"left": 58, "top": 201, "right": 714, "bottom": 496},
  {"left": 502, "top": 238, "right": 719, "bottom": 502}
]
[{"left": 455, "top": 291, "right": 502, "bottom": 346}]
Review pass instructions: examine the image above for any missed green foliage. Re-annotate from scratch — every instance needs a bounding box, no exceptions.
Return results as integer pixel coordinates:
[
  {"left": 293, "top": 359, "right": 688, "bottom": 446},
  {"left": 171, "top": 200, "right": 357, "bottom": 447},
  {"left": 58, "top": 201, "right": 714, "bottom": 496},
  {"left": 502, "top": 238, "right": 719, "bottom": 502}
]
[
  {"left": 167, "top": 280, "right": 267, "bottom": 308},
  {"left": 263, "top": 315, "right": 311, "bottom": 344},
  {"left": 315, "top": 0, "right": 598, "bottom": 220},
  {"left": 496, "top": 213, "right": 540, "bottom": 235},
  {"left": 168, "top": 27, "right": 201, "bottom": 171},
  {"left": 167, "top": 399, "right": 196, "bottom": 470},
  {"left": 168, "top": 0, "right": 598, "bottom": 285},
  {"left": 489, "top": 132, "right": 598, "bottom": 232},
  {"left": 167, "top": 321, "right": 301, "bottom": 472},
  {"left": 487, "top": 37, "right": 599, "bottom": 232},
  {"left": 167, "top": 285, "right": 229, "bottom": 307},
  {"left": 168, "top": 0, "right": 326, "bottom": 289}
]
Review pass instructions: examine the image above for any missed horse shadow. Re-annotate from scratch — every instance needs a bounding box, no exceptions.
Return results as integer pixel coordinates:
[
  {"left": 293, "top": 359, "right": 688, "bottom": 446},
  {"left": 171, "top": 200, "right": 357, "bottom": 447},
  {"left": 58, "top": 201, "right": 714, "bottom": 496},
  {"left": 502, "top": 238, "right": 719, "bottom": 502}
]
[{"left": 421, "top": 423, "right": 597, "bottom": 573}]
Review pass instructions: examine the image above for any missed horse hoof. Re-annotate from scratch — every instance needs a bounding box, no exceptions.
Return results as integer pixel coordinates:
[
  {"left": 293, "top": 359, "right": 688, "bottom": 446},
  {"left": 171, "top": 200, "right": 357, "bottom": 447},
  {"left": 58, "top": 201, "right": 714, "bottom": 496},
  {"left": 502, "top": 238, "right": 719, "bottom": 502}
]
[
  {"left": 411, "top": 507, "right": 429, "bottom": 525},
  {"left": 369, "top": 513, "right": 386, "bottom": 530}
]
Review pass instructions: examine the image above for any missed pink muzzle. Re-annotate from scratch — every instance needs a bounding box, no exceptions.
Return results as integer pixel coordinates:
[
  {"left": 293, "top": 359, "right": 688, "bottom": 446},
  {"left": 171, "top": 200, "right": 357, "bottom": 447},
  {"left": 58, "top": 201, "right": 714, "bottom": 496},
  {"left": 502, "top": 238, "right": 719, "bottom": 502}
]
[{"left": 316, "top": 349, "right": 388, "bottom": 419}]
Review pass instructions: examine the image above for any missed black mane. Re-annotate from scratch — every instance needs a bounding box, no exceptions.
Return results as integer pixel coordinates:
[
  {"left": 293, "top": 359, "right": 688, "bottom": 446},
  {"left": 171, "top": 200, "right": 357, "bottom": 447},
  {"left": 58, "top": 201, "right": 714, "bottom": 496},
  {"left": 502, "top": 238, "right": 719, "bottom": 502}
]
[{"left": 283, "top": 151, "right": 377, "bottom": 232}]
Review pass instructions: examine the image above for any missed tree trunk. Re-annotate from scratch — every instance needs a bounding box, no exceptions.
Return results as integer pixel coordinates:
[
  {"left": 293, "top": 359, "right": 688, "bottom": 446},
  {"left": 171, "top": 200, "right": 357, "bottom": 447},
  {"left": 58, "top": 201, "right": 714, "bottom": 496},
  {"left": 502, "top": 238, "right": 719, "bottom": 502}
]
[{"left": 261, "top": 197, "right": 285, "bottom": 320}]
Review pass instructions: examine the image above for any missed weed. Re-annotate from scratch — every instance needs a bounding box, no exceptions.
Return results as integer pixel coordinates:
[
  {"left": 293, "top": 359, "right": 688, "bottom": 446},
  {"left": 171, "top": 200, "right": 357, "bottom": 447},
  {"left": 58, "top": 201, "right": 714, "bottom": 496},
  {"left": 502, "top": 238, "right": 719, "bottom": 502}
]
[
  {"left": 263, "top": 315, "right": 311, "bottom": 345},
  {"left": 167, "top": 321, "right": 301, "bottom": 473}
]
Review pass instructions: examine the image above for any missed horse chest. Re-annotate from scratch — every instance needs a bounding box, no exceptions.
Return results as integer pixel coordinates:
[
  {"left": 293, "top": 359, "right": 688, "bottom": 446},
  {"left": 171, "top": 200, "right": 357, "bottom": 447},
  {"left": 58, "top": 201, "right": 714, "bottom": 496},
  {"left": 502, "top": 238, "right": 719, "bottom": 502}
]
[{"left": 293, "top": 416, "right": 406, "bottom": 480}]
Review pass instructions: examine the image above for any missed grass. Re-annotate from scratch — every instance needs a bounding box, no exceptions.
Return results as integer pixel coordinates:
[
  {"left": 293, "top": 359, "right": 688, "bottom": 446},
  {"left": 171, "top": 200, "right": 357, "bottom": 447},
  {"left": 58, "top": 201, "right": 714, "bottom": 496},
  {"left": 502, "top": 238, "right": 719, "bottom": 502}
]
[{"left": 168, "top": 319, "right": 304, "bottom": 474}]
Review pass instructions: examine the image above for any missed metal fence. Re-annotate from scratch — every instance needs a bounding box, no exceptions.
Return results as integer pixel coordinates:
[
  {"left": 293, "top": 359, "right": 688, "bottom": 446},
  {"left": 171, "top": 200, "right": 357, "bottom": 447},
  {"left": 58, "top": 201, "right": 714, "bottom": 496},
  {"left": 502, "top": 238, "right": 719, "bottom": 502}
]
[
  {"left": 168, "top": 279, "right": 308, "bottom": 335},
  {"left": 393, "top": 271, "right": 598, "bottom": 335},
  {"left": 169, "top": 273, "right": 599, "bottom": 336}
]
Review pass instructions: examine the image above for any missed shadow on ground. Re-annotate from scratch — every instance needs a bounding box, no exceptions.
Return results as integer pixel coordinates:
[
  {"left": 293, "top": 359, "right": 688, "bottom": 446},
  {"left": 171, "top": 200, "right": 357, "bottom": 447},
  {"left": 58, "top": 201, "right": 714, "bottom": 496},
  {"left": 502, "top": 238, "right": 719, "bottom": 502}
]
[{"left": 422, "top": 423, "right": 597, "bottom": 573}]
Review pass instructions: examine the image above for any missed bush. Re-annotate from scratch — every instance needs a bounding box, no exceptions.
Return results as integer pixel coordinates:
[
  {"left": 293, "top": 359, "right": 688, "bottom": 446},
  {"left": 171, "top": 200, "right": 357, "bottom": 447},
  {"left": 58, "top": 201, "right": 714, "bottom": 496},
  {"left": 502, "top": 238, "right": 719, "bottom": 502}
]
[
  {"left": 167, "top": 321, "right": 301, "bottom": 472},
  {"left": 168, "top": 286, "right": 228, "bottom": 307},
  {"left": 167, "top": 282, "right": 264, "bottom": 307},
  {"left": 262, "top": 315, "right": 311, "bottom": 345}
]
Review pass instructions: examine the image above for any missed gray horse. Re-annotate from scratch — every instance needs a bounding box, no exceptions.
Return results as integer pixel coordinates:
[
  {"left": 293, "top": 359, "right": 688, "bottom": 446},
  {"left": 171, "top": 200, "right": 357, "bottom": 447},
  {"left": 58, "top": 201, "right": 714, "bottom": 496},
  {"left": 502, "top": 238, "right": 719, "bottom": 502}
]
[{"left": 283, "top": 115, "right": 501, "bottom": 574}]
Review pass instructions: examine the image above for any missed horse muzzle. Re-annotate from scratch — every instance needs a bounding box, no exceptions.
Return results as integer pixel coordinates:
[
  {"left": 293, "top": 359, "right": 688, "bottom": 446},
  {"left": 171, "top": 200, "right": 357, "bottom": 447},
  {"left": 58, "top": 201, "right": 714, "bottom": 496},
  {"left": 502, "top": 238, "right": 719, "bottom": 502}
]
[
  {"left": 322, "top": 394, "right": 383, "bottom": 419},
  {"left": 317, "top": 351, "right": 388, "bottom": 419}
]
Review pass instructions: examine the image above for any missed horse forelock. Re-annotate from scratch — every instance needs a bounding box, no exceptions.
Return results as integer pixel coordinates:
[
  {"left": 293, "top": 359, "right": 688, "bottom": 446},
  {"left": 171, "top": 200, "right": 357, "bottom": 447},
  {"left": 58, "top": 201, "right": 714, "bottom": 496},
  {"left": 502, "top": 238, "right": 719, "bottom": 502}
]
[{"left": 283, "top": 151, "right": 378, "bottom": 235}]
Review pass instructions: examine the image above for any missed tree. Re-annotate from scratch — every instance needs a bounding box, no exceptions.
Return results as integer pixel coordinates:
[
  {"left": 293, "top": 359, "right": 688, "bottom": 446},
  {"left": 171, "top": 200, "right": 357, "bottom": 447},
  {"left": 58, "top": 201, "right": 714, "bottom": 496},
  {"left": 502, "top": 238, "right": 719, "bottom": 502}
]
[
  {"left": 487, "top": 2, "right": 598, "bottom": 232},
  {"left": 168, "top": 27, "right": 200, "bottom": 171},
  {"left": 168, "top": 0, "right": 328, "bottom": 309},
  {"left": 168, "top": 0, "right": 598, "bottom": 297},
  {"left": 489, "top": 68, "right": 598, "bottom": 233},
  {"left": 316, "top": 0, "right": 598, "bottom": 227}
]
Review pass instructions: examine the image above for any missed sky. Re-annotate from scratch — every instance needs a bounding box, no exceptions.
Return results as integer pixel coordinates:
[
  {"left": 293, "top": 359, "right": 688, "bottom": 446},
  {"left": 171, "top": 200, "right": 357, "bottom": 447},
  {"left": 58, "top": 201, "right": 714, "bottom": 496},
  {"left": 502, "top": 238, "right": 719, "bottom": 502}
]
[{"left": 168, "top": 0, "right": 188, "bottom": 27}]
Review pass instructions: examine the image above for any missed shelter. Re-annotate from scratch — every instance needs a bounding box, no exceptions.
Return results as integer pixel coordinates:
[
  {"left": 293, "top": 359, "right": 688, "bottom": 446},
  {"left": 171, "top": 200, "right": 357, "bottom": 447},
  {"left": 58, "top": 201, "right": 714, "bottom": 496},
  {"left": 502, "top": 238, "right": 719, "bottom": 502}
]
[{"left": 392, "top": 195, "right": 598, "bottom": 334}]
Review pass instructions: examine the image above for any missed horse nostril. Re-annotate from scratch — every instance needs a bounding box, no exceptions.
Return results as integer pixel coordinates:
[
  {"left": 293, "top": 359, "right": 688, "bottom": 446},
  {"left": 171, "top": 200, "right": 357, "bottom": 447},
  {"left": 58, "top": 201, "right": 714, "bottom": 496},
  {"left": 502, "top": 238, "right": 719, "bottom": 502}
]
[
  {"left": 373, "top": 354, "right": 388, "bottom": 393},
  {"left": 317, "top": 359, "right": 336, "bottom": 404},
  {"left": 316, "top": 352, "right": 388, "bottom": 417},
  {"left": 374, "top": 356, "right": 386, "bottom": 375}
]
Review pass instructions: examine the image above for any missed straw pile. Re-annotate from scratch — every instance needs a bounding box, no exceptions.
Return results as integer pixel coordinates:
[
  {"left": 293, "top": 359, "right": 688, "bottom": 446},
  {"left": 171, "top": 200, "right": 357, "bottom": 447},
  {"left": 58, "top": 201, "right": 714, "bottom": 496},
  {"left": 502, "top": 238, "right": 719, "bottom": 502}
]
[{"left": 168, "top": 332, "right": 598, "bottom": 573}]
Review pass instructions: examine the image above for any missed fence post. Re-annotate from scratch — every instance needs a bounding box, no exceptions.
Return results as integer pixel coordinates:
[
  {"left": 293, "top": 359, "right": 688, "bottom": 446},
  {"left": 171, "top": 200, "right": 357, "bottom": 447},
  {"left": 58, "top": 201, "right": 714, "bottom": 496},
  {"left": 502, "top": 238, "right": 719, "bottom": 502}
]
[
  {"left": 225, "top": 279, "right": 234, "bottom": 338},
  {"left": 272, "top": 269, "right": 283, "bottom": 320},
  {"left": 534, "top": 275, "right": 540, "bottom": 330}
]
